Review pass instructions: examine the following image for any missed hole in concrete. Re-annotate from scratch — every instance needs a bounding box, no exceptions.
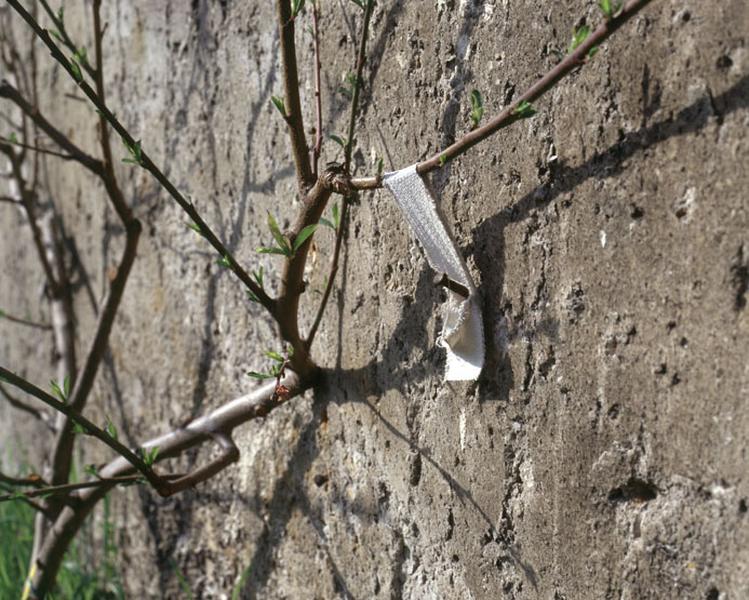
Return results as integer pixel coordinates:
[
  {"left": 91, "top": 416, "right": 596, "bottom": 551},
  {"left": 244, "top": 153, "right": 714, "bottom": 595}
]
[
  {"left": 716, "top": 54, "right": 733, "bottom": 71},
  {"left": 739, "top": 498, "right": 747, "bottom": 514},
  {"left": 313, "top": 473, "right": 328, "bottom": 487},
  {"left": 608, "top": 478, "right": 658, "bottom": 504},
  {"left": 706, "top": 586, "right": 719, "bottom": 600}
]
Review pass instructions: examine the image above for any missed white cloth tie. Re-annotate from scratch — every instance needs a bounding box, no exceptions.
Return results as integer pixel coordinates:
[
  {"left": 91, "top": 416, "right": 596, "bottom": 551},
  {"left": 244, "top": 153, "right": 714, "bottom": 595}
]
[{"left": 383, "top": 165, "right": 484, "bottom": 381}]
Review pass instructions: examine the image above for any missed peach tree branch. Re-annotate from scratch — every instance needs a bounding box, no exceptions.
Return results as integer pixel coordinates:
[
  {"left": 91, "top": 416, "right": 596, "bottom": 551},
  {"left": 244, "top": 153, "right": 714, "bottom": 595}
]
[
  {"left": 276, "top": 0, "right": 314, "bottom": 192},
  {"left": 348, "top": 0, "right": 655, "bottom": 189},
  {"left": 5, "top": 0, "right": 274, "bottom": 312},
  {"left": 0, "top": 366, "right": 165, "bottom": 488}
]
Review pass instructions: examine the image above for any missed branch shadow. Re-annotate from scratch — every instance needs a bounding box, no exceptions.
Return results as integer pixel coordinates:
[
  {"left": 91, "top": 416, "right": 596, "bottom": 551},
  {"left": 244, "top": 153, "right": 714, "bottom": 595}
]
[{"left": 233, "top": 71, "right": 749, "bottom": 597}]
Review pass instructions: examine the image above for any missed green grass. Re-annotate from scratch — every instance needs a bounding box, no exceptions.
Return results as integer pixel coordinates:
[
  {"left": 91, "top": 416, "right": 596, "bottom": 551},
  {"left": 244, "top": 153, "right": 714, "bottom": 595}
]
[{"left": 0, "top": 494, "right": 125, "bottom": 599}]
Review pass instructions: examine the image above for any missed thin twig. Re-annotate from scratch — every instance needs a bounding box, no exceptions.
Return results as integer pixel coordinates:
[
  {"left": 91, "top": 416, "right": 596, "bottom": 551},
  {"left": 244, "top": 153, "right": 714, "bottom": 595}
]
[
  {"left": 307, "top": 0, "right": 375, "bottom": 348},
  {"left": 0, "top": 382, "right": 55, "bottom": 429},
  {"left": 0, "top": 366, "right": 166, "bottom": 491},
  {"left": 48, "top": 222, "right": 140, "bottom": 486},
  {"left": 0, "top": 81, "right": 103, "bottom": 174},
  {"left": 37, "top": 0, "right": 97, "bottom": 80},
  {"left": 311, "top": 0, "right": 323, "bottom": 178},
  {"left": 0, "top": 310, "right": 51, "bottom": 330},
  {"left": 0, "top": 474, "right": 182, "bottom": 503},
  {"left": 276, "top": 0, "right": 314, "bottom": 192},
  {"left": 3, "top": 1, "right": 273, "bottom": 310},
  {"left": 343, "top": 1, "right": 373, "bottom": 173},
  {"left": 347, "top": 0, "right": 655, "bottom": 188},
  {"left": 0, "top": 469, "right": 46, "bottom": 488},
  {"left": 0, "top": 142, "right": 59, "bottom": 290},
  {"left": 0, "top": 135, "right": 76, "bottom": 161}
]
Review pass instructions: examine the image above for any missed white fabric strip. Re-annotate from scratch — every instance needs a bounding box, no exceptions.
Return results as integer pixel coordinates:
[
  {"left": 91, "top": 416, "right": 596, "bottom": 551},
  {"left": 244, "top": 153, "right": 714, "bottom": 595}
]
[{"left": 383, "top": 165, "right": 484, "bottom": 381}]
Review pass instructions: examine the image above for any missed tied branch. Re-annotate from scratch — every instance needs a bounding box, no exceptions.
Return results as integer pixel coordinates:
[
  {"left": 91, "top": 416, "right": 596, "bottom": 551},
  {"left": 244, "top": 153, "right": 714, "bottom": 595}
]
[{"left": 348, "top": 0, "right": 655, "bottom": 189}]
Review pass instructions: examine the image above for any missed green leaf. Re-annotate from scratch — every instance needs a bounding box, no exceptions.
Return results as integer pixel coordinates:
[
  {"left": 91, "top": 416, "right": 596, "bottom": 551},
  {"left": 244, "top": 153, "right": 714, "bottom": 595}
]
[
  {"left": 349, "top": 0, "right": 365, "bottom": 9},
  {"left": 186, "top": 222, "right": 203, "bottom": 236},
  {"left": 292, "top": 0, "right": 306, "bottom": 18},
  {"left": 513, "top": 100, "right": 537, "bottom": 119},
  {"left": 50, "top": 377, "right": 69, "bottom": 403},
  {"left": 122, "top": 138, "right": 143, "bottom": 166},
  {"left": 72, "top": 422, "right": 87, "bottom": 435},
  {"left": 265, "top": 350, "right": 285, "bottom": 363},
  {"left": 569, "top": 25, "right": 591, "bottom": 53},
  {"left": 319, "top": 217, "right": 335, "bottom": 230},
  {"left": 142, "top": 446, "right": 160, "bottom": 467},
  {"left": 267, "top": 212, "right": 291, "bottom": 254},
  {"left": 439, "top": 153, "right": 448, "bottom": 167},
  {"left": 247, "top": 371, "right": 273, "bottom": 380},
  {"left": 50, "top": 29, "right": 64, "bottom": 43},
  {"left": 8, "top": 132, "right": 18, "bottom": 144},
  {"left": 292, "top": 224, "right": 318, "bottom": 252},
  {"left": 332, "top": 203, "right": 340, "bottom": 230},
  {"left": 598, "top": 0, "right": 622, "bottom": 19},
  {"left": 69, "top": 58, "right": 83, "bottom": 83},
  {"left": 104, "top": 417, "right": 118, "bottom": 441},
  {"left": 84, "top": 464, "right": 99, "bottom": 478},
  {"left": 469, "top": 89, "right": 484, "bottom": 128},
  {"left": 376, "top": 156, "right": 384, "bottom": 176},
  {"left": 247, "top": 290, "right": 260, "bottom": 303},
  {"left": 588, "top": 46, "right": 599, "bottom": 60},
  {"left": 271, "top": 95, "right": 286, "bottom": 117},
  {"left": 74, "top": 47, "right": 88, "bottom": 67},
  {"left": 217, "top": 255, "right": 232, "bottom": 268},
  {"left": 329, "top": 134, "right": 347, "bottom": 149},
  {"left": 57, "top": 7, "right": 64, "bottom": 24},
  {"left": 252, "top": 266, "right": 264, "bottom": 288}
]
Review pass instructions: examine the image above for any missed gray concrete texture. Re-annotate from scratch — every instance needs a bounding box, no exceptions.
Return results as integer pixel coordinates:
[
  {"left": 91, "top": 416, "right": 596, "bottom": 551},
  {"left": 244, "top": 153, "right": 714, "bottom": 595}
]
[{"left": 1, "top": 0, "right": 748, "bottom": 598}]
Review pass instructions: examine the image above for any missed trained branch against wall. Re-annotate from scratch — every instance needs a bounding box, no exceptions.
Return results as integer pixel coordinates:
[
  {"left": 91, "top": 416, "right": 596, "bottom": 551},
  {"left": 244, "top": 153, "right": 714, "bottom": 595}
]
[{"left": 0, "top": 0, "right": 657, "bottom": 596}]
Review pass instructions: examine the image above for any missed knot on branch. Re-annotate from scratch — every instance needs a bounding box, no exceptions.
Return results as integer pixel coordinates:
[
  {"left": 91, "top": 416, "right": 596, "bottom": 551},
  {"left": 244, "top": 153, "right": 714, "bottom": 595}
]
[{"left": 321, "top": 162, "right": 353, "bottom": 195}]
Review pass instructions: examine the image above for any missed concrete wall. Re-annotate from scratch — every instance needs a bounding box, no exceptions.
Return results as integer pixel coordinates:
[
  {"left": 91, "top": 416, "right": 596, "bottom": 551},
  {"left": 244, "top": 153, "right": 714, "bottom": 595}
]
[{"left": 1, "top": 0, "right": 747, "bottom": 597}]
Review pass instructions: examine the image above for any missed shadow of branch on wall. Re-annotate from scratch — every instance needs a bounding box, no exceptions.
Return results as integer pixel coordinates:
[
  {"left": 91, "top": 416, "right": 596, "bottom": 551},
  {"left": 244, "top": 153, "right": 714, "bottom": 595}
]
[
  {"left": 228, "top": 71, "right": 749, "bottom": 598},
  {"left": 152, "top": 47, "right": 749, "bottom": 598}
]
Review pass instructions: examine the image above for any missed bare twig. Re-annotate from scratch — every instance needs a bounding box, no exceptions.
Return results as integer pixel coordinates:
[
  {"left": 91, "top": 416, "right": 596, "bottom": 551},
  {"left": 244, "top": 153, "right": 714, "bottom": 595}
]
[
  {"left": 0, "top": 473, "right": 182, "bottom": 503},
  {"left": 0, "top": 310, "right": 51, "bottom": 330},
  {"left": 0, "top": 469, "right": 45, "bottom": 489},
  {"left": 3, "top": 1, "right": 273, "bottom": 311},
  {"left": 0, "top": 382, "right": 55, "bottom": 429},
  {"left": 0, "top": 141, "right": 58, "bottom": 290},
  {"left": 277, "top": 0, "right": 314, "bottom": 192},
  {"left": 311, "top": 0, "right": 323, "bottom": 178},
  {"left": 307, "top": 0, "right": 375, "bottom": 348},
  {"left": 0, "top": 81, "right": 103, "bottom": 174},
  {"left": 0, "top": 135, "right": 76, "bottom": 161},
  {"left": 0, "top": 366, "right": 166, "bottom": 490},
  {"left": 37, "top": 0, "right": 97, "bottom": 80},
  {"left": 347, "top": 0, "right": 655, "bottom": 188}
]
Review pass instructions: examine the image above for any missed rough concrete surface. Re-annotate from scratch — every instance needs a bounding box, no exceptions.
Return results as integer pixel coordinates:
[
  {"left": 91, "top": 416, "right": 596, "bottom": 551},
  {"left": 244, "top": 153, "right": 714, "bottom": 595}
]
[{"left": 1, "top": 0, "right": 748, "bottom": 598}]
